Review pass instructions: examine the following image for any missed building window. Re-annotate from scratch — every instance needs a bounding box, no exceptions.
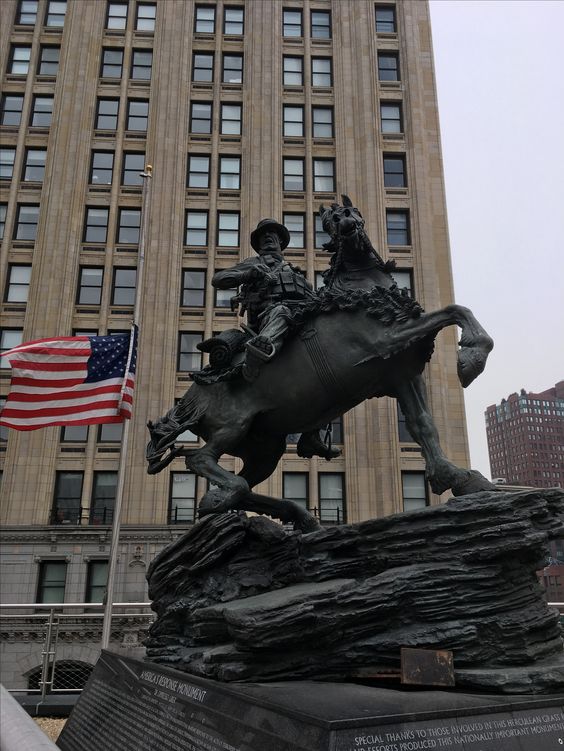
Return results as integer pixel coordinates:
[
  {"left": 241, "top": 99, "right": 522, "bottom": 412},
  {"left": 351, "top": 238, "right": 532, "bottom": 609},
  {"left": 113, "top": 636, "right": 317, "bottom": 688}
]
[
  {"left": 224, "top": 7, "right": 243, "bottom": 35},
  {"left": 283, "top": 56, "right": 303, "bottom": 86},
  {"left": 329, "top": 416, "right": 344, "bottom": 444},
  {"left": 283, "top": 158, "right": 304, "bottom": 191},
  {"left": 195, "top": 5, "right": 215, "bottom": 33},
  {"left": 52, "top": 471, "right": 83, "bottom": 524},
  {"left": 85, "top": 561, "right": 108, "bottom": 603},
  {"left": 222, "top": 54, "right": 243, "bottom": 84},
  {"left": 190, "top": 102, "right": 212, "bottom": 134},
  {"left": 312, "top": 106, "right": 333, "bottom": 138},
  {"left": 313, "top": 159, "right": 335, "bottom": 192},
  {"left": 386, "top": 210, "right": 410, "bottom": 246},
  {"left": 187, "top": 154, "right": 210, "bottom": 188},
  {"left": 182, "top": 269, "right": 205, "bottom": 307},
  {"left": 283, "top": 213, "right": 305, "bottom": 248},
  {"left": 219, "top": 156, "right": 240, "bottom": 189},
  {"left": 185, "top": 210, "right": 208, "bottom": 246},
  {"left": 30, "top": 96, "right": 54, "bottom": 127},
  {"left": 169, "top": 473, "right": 196, "bottom": 523},
  {"left": 311, "top": 10, "right": 331, "bottom": 38},
  {"left": 283, "top": 473, "right": 308, "bottom": 510},
  {"left": 61, "top": 424, "right": 88, "bottom": 442},
  {"left": 178, "top": 333, "right": 203, "bottom": 372},
  {"left": 375, "top": 5, "right": 396, "bottom": 33},
  {"left": 45, "top": 1, "right": 66, "bottom": 28},
  {"left": 14, "top": 204, "right": 40, "bottom": 241},
  {"left": 391, "top": 269, "right": 413, "bottom": 296},
  {"left": 214, "top": 284, "right": 233, "bottom": 309},
  {"left": 112, "top": 268, "right": 136, "bottom": 305},
  {"left": 136, "top": 3, "right": 156, "bottom": 31},
  {"left": 378, "top": 52, "right": 399, "bottom": 81},
  {"left": 98, "top": 422, "right": 123, "bottom": 442},
  {"left": 192, "top": 52, "right": 214, "bottom": 82},
  {"left": 122, "top": 152, "right": 145, "bottom": 185},
  {"left": 90, "top": 151, "right": 114, "bottom": 185},
  {"left": 312, "top": 57, "right": 332, "bottom": 87},
  {"left": 381, "top": 102, "right": 402, "bottom": 133},
  {"left": 5, "top": 265, "right": 32, "bottom": 303},
  {"left": 397, "top": 403, "right": 413, "bottom": 442},
  {"left": 318, "top": 473, "right": 345, "bottom": 523},
  {"left": 101, "top": 48, "right": 123, "bottom": 78},
  {"left": 383, "top": 155, "right": 406, "bottom": 187},
  {"left": 77, "top": 266, "right": 103, "bottom": 305},
  {"left": 90, "top": 471, "right": 117, "bottom": 524},
  {"left": 283, "top": 9, "right": 302, "bottom": 37},
  {"left": 402, "top": 472, "right": 428, "bottom": 512},
  {"left": 23, "top": 148, "right": 47, "bottom": 182},
  {"left": 0, "top": 148, "right": 15, "bottom": 180},
  {"left": 8, "top": 45, "right": 31, "bottom": 75},
  {"left": 131, "top": 49, "right": 152, "bottom": 80},
  {"left": 127, "top": 99, "right": 148, "bottom": 131},
  {"left": 1, "top": 95, "right": 24, "bottom": 126},
  {"left": 217, "top": 212, "right": 240, "bottom": 246},
  {"left": 37, "top": 561, "right": 67, "bottom": 603},
  {"left": 117, "top": 208, "right": 141, "bottom": 244},
  {"left": 220, "top": 103, "right": 241, "bottom": 135},
  {"left": 283, "top": 105, "right": 304, "bottom": 138},
  {"left": 106, "top": 2, "right": 128, "bottom": 30},
  {"left": 96, "top": 98, "right": 119, "bottom": 130},
  {"left": 0, "top": 204, "right": 6, "bottom": 240},
  {"left": 16, "top": 0, "right": 38, "bottom": 25},
  {"left": 84, "top": 207, "right": 109, "bottom": 244},
  {"left": 315, "top": 215, "right": 330, "bottom": 248},
  {"left": 1, "top": 329, "right": 23, "bottom": 368},
  {"left": 38, "top": 46, "right": 60, "bottom": 75}
]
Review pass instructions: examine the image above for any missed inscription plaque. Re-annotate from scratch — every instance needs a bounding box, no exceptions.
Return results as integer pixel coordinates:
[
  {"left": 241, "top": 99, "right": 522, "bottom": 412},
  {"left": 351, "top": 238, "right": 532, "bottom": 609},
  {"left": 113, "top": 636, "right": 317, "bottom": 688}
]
[{"left": 58, "top": 652, "right": 564, "bottom": 751}]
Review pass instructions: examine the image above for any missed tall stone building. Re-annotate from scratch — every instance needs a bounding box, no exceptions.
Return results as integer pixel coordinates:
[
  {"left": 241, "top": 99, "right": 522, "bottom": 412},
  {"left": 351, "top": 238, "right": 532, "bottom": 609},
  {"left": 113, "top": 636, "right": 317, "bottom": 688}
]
[
  {"left": 0, "top": 0, "right": 470, "bottom": 687},
  {"left": 485, "top": 381, "right": 564, "bottom": 489}
]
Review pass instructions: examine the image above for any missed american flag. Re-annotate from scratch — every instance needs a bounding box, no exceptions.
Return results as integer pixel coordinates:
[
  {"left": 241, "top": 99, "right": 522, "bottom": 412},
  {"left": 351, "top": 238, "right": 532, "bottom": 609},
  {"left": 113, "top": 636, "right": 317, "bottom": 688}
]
[{"left": 0, "top": 328, "right": 137, "bottom": 431}]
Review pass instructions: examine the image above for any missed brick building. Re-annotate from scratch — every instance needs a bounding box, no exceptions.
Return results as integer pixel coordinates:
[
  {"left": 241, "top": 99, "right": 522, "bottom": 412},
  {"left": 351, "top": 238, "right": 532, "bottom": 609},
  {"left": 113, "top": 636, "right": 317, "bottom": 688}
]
[{"left": 485, "top": 381, "right": 564, "bottom": 488}]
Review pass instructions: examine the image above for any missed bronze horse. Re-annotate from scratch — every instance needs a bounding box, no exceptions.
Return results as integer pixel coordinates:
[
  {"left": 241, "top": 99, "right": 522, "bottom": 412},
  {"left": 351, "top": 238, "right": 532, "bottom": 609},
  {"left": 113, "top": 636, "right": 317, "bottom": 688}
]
[{"left": 146, "top": 197, "right": 494, "bottom": 530}]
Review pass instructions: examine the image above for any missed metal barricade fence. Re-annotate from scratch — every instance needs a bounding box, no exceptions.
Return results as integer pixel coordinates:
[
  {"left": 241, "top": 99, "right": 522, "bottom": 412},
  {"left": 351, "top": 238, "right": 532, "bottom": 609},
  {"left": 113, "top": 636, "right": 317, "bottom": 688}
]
[{"left": 0, "top": 602, "right": 153, "bottom": 697}]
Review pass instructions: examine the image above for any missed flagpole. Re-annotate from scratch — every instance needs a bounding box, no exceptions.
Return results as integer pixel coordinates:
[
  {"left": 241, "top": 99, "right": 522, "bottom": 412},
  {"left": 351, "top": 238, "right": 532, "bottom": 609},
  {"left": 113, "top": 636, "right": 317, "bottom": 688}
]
[{"left": 101, "top": 165, "right": 152, "bottom": 650}]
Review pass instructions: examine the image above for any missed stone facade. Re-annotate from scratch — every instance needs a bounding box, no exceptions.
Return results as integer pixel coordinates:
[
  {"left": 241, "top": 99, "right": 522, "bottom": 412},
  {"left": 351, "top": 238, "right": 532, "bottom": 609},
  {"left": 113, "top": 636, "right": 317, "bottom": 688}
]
[{"left": 0, "top": 0, "right": 469, "bottom": 688}]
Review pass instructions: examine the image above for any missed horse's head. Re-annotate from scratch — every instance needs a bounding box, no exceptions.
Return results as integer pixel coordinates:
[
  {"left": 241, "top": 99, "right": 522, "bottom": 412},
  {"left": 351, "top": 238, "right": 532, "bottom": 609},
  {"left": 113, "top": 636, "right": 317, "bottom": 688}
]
[{"left": 319, "top": 195, "right": 365, "bottom": 251}]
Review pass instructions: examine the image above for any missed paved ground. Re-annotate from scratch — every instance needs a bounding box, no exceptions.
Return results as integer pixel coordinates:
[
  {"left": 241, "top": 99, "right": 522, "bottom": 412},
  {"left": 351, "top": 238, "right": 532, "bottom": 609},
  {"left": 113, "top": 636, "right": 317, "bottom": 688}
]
[{"left": 34, "top": 717, "right": 66, "bottom": 742}]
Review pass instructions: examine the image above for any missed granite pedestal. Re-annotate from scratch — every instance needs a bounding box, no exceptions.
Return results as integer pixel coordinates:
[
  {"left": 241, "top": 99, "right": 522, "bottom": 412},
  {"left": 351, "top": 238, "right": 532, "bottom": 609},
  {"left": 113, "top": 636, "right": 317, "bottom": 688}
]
[{"left": 57, "top": 652, "right": 564, "bottom": 751}]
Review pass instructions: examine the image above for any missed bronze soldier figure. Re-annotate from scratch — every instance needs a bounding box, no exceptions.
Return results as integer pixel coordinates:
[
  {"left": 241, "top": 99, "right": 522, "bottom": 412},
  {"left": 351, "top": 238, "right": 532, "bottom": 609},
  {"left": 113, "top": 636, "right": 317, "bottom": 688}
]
[{"left": 212, "top": 218, "right": 318, "bottom": 382}]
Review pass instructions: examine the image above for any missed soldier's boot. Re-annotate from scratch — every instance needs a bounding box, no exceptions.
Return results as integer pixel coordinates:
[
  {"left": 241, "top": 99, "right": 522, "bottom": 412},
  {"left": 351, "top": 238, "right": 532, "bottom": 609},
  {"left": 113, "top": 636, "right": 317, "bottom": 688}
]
[
  {"left": 242, "top": 336, "right": 276, "bottom": 382},
  {"left": 297, "top": 430, "right": 341, "bottom": 460}
]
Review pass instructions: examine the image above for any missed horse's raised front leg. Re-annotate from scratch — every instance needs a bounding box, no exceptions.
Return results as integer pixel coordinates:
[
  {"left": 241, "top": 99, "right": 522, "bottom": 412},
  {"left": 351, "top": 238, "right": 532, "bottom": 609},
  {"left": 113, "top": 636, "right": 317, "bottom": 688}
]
[
  {"left": 395, "top": 375, "right": 494, "bottom": 497},
  {"left": 374, "top": 304, "right": 493, "bottom": 388}
]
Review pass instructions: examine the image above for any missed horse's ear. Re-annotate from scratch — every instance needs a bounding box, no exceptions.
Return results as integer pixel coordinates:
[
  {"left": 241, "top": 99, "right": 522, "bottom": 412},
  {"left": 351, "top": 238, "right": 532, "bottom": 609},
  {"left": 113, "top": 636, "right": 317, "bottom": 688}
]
[
  {"left": 341, "top": 194, "right": 353, "bottom": 207},
  {"left": 319, "top": 203, "right": 326, "bottom": 216}
]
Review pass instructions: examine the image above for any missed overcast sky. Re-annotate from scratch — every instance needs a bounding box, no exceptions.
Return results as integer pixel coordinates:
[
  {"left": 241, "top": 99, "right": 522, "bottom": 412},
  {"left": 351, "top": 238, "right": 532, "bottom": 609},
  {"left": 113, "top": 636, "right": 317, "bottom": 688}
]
[{"left": 428, "top": 0, "right": 564, "bottom": 478}]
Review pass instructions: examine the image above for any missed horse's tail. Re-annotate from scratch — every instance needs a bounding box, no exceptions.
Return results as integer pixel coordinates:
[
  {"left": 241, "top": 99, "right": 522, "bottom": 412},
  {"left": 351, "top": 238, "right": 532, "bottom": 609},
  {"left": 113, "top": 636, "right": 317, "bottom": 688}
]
[{"left": 146, "top": 387, "right": 209, "bottom": 474}]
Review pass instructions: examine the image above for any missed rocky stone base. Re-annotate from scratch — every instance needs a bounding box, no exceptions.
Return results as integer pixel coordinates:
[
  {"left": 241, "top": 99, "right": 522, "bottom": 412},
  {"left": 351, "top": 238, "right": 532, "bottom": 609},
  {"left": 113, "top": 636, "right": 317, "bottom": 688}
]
[{"left": 145, "top": 489, "right": 564, "bottom": 693}]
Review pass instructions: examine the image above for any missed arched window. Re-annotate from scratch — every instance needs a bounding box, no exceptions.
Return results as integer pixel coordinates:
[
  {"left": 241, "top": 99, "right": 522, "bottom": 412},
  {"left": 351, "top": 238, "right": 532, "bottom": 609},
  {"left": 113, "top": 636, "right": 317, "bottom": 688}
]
[{"left": 27, "top": 660, "right": 93, "bottom": 691}]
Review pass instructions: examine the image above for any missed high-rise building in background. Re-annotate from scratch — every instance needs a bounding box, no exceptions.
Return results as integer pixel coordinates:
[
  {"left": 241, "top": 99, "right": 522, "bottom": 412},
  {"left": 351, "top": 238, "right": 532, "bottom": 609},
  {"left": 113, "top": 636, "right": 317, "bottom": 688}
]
[
  {"left": 485, "top": 381, "right": 564, "bottom": 489},
  {"left": 0, "top": 0, "right": 469, "bottom": 687}
]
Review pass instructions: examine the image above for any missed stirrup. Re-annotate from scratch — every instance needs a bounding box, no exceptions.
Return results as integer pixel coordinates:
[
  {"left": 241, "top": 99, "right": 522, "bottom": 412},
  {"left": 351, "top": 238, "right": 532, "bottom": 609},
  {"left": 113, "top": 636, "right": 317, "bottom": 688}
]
[{"left": 245, "top": 336, "right": 276, "bottom": 362}]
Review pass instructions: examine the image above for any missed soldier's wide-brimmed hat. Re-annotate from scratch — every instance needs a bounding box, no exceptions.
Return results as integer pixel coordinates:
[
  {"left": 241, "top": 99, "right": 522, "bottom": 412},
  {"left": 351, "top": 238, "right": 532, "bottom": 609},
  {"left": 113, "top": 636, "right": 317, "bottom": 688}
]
[{"left": 250, "top": 218, "right": 290, "bottom": 251}]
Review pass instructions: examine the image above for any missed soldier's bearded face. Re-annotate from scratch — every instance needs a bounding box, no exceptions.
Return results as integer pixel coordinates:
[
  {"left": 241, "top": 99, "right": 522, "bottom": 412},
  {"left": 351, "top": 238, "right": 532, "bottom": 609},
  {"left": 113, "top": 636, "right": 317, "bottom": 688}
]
[{"left": 258, "top": 231, "right": 281, "bottom": 253}]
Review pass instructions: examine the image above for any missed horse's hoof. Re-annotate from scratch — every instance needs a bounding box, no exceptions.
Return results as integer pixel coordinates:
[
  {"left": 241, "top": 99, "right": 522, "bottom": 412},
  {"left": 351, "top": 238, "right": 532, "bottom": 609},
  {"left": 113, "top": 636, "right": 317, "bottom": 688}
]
[
  {"left": 451, "top": 470, "right": 495, "bottom": 497},
  {"left": 198, "top": 489, "right": 230, "bottom": 515}
]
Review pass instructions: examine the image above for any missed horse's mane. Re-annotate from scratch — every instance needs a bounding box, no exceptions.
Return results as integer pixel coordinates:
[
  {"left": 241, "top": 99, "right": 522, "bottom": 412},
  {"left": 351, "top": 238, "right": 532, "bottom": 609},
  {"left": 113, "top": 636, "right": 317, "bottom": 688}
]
[{"left": 321, "top": 228, "right": 397, "bottom": 288}]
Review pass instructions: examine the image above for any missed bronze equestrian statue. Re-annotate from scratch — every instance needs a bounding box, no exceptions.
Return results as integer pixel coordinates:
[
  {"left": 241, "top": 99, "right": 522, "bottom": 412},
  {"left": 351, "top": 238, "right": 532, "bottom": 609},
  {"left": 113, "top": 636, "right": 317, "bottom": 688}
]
[{"left": 147, "top": 197, "right": 494, "bottom": 531}]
